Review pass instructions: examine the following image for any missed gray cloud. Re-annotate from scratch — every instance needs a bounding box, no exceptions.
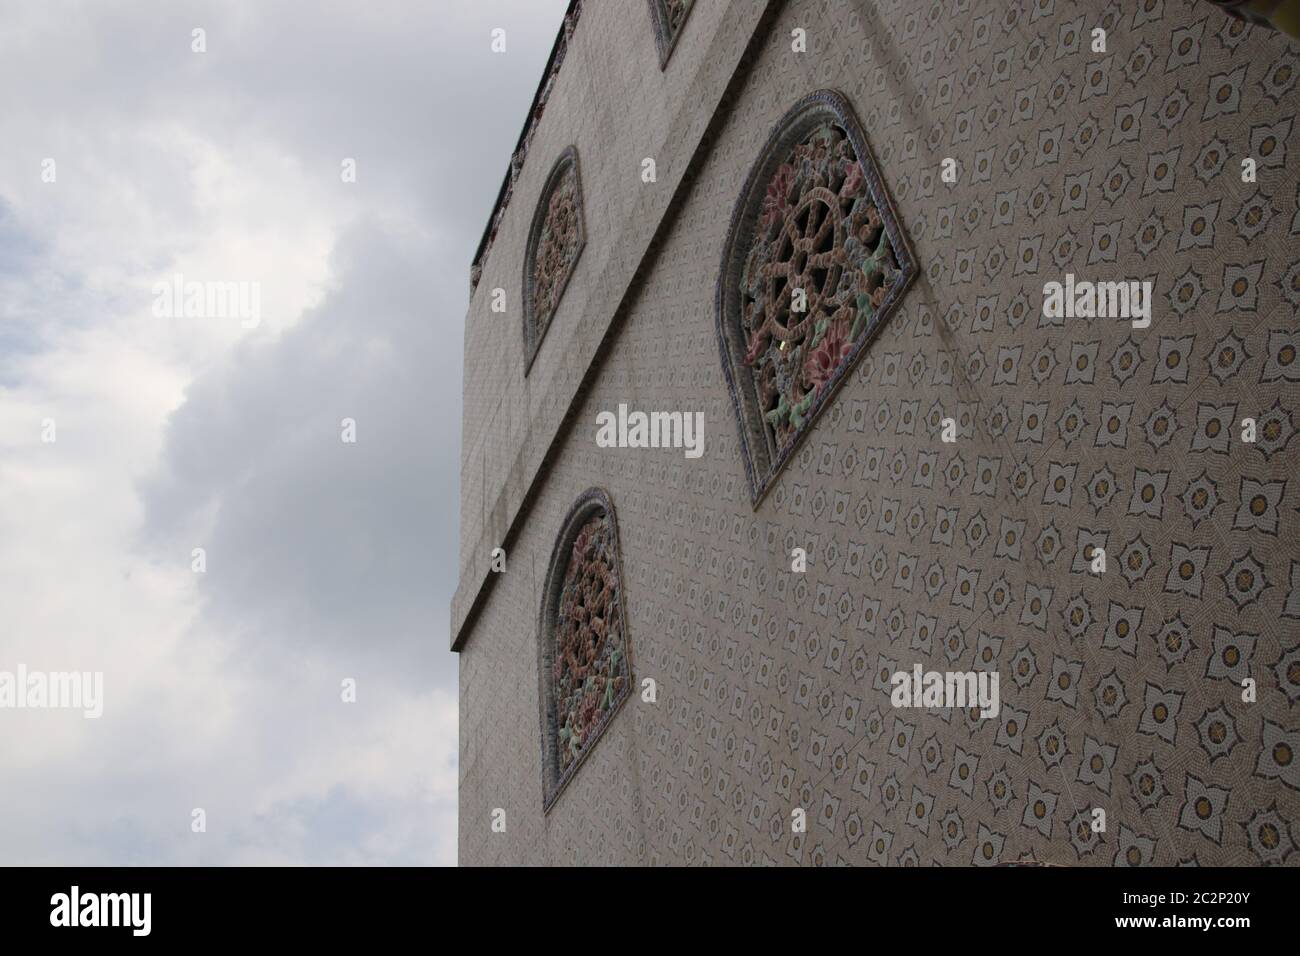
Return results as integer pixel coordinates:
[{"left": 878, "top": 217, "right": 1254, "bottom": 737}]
[
  {"left": 140, "top": 218, "right": 454, "bottom": 690},
  {"left": 0, "top": 0, "right": 570, "bottom": 865}
]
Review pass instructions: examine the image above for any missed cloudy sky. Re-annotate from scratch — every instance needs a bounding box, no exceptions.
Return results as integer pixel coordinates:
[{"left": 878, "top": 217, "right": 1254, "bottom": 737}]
[{"left": 0, "top": 0, "right": 568, "bottom": 866}]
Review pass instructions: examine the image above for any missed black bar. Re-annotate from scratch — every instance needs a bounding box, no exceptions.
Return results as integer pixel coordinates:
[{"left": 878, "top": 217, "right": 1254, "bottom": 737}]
[{"left": 0, "top": 865, "right": 1288, "bottom": 941}]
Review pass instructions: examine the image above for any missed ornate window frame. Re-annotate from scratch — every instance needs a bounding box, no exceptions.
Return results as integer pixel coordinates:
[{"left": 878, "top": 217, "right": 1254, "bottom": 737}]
[
  {"left": 646, "top": 0, "right": 695, "bottom": 68},
  {"left": 523, "top": 146, "right": 586, "bottom": 376},
  {"left": 537, "top": 488, "right": 633, "bottom": 812},
  {"left": 715, "top": 89, "right": 917, "bottom": 508}
]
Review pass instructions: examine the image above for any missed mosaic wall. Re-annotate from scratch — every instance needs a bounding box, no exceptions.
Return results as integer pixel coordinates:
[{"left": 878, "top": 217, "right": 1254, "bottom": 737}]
[{"left": 458, "top": 0, "right": 1300, "bottom": 866}]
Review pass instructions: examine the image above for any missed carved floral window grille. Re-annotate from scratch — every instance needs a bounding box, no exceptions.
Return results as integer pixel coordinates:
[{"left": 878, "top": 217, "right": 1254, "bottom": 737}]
[
  {"left": 523, "top": 147, "right": 585, "bottom": 374},
  {"left": 538, "top": 489, "right": 631, "bottom": 810},
  {"left": 647, "top": 0, "right": 695, "bottom": 67},
  {"left": 716, "top": 90, "right": 917, "bottom": 507}
]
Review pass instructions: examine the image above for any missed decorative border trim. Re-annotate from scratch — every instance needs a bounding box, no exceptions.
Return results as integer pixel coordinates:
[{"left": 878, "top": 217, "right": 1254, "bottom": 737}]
[
  {"left": 523, "top": 146, "right": 587, "bottom": 377},
  {"left": 714, "top": 88, "right": 918, "bottom": 510},
  {"left": 647, "top": 0, "right": 696, "bottom": 69},
  {"left": 536, "top": 487, "right": 633, "bottom": 814}
]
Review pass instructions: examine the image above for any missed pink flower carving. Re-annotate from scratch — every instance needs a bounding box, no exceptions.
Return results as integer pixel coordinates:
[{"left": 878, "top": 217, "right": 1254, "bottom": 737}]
[
  {"left": 760, "top": 164, "right": 795, "bottom": 231},
  {"left": 744, "top": 325, "right": 771, "bottom": 366},
  {"left": 841, "top": 160, "right": 864, "bottom": 197},
  {"left": 803, "top": 318, "right": 853, "bottom": 393}
]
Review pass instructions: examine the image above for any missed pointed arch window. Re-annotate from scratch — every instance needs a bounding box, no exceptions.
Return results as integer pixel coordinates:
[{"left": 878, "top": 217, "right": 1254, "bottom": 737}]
[
  {"left": 647, "top": 0, "right": 695, "bottom": 68},
  {"left": 523, "top": 146, "right": 586, "bottom": 374},
  {"left": 538, "top": 488, "right": 631, "bottom": 810},
  {"left": 715, "top": 89, "right": 917, "bottom": 507}
]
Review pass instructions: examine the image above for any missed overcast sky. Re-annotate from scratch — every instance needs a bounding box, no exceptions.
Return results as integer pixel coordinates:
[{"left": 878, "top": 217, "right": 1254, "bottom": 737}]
[{"left": 0, "top": 0, "right": 568, "bottom": 866}]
